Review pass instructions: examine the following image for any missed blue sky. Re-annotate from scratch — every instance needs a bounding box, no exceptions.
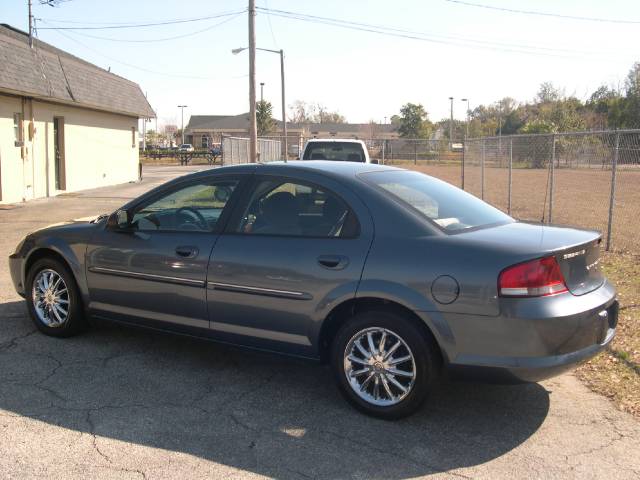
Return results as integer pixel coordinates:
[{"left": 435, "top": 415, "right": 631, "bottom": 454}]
[{"left": 2, "top": 0, "right": 639, "bottom": 127}]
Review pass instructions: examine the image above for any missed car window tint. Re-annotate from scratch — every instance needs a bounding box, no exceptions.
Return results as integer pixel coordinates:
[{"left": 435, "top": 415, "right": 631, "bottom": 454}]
[
  {"left": 303, "top": 142, "right": 365, "bottom": 162},
  {"left": 131, "top": 180, "right": 237, "bottom": 232},
  {"left": 362, "top": 170, "right": 513, "bottom": 232},
  {"left": 237, "top": 179, "right": 358, "bottom": 237}
]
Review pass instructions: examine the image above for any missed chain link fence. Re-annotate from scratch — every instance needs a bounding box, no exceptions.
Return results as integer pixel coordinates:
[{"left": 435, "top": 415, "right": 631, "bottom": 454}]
[
  {"left": 221, "top": 136, "right": 282, "bottom": 165},
  {"left": 463, "top": 130, "right": 640, "bottom": 252}
]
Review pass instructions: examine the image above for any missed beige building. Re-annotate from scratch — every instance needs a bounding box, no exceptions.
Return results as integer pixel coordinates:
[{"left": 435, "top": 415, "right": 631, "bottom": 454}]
[
  {"left": 0, "top": 24, "right": 154, "bottom": 204},
  {"left": 185, "top": 114, "right": 399, "bottom": 149}
]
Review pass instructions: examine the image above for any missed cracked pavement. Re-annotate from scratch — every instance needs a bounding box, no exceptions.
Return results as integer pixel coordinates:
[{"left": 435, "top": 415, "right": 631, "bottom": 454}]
[{"left": 1, "top": 165, "right": 639, "bottom": 479}]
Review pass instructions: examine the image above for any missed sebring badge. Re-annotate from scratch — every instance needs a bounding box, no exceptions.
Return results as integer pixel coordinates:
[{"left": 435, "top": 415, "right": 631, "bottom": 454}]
[{"left": 563, "top": 249, "right": 586, "bottom": 259}]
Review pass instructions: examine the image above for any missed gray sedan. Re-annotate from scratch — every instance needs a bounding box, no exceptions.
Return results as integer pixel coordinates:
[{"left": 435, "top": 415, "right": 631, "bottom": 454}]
[{"left": 8, "top": 161, "right": 617, "bottom": 419}]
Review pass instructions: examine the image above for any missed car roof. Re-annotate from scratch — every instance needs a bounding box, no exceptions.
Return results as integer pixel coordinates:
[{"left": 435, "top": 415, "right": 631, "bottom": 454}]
[
  {"left": 186, "top": 160, "right": 398, "bottom": 181},
  {"left": 305, "top": 138, "right": 365, "bottom": 144}
]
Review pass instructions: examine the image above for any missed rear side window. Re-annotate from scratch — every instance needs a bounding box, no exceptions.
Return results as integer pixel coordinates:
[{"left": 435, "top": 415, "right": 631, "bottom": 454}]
[
  {"left": 303, "top": 142, "right": 365, "bottom": 162},
  {"left": 235, "top": 179, "right": 359, "bottom": 238},
  {"left": 361, "top": 170, "right": 513, "bottom": 233}
]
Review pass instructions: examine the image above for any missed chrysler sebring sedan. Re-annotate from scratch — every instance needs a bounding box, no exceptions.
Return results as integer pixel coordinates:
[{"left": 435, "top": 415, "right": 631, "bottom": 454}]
[{"left": 9, "top": 161, "right": 617, "bottom": 418}]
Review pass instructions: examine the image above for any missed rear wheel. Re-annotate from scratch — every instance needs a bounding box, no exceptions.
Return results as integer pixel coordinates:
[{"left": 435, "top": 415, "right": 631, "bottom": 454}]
[
  {"left": 331, "top": 310, "right": 439, "bottom": 419},
  {"left": 26, "top": 258, "right": 86, "bottom": 337}
]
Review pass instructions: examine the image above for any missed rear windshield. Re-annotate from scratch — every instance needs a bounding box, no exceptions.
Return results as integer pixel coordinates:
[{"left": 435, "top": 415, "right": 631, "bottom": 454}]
[
  {"left": 303, "top": 142, "right": 365, "bottom": 162},
  {"left": 361, "top": 170, "right": 514, "bottom": 233}
]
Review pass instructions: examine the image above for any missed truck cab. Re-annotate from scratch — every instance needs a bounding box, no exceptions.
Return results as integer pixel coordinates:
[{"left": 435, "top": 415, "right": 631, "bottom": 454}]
[{"left": 301, "top": 139, "right": 373, "bottom": 163}]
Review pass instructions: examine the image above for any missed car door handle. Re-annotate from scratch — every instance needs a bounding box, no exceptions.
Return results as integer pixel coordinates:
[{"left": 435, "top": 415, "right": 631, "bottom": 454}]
[
  {"left": 317, "top": 255, "right": 349, "bottom": 270},
  {"left": 175, "top": 246, "right": 199, "bottom": 258}
]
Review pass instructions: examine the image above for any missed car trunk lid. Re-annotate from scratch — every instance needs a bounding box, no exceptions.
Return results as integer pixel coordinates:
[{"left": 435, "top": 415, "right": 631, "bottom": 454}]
[
  {"left": 554, "top": 238, "right": 604, "bottom": 296},
  {"left": 454, "top": 221, "right": 604, "bottom": 296}
]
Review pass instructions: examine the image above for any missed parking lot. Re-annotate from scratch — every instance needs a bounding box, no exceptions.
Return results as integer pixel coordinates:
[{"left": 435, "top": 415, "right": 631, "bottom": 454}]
[{"left": 1, "top": 165, "right": 639, "bottom": 479}]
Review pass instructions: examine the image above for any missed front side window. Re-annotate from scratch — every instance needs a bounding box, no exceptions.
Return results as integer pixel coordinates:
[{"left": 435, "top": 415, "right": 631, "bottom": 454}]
[
  {"left": 303, "top": 142, "right": 365, "bottom": 162},
  {"left": 131, "top": 179, "right": 238, "bottom": 232},
  {"left": 236, "top": 179, "right": 358, "bottom": 238},
  {"left": 361, "top": 170, "right": 513, "bottom": 233}
]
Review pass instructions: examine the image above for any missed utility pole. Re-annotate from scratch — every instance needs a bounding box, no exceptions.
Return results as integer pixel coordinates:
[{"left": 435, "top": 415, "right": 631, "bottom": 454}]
[
  {"left": 28, "top": 0, "right": 33, "bottom": 48},
  {"left": 177, "top": 105, "right": 187, "bottom": 144},
  {"left": 461, "top": 98, "right": 470, "bottom": 139},
  {"left": 248, "top": 0, "right": 257, "bottom": 162},
  {"left": 448, "top": 96, "right": 454, "bottom": 149},
  {"left": 280, "top": 49, "right": 287, "bottom": 162},
  {"left": 260, "top": 82, "right": 264, "bottom": 103}
]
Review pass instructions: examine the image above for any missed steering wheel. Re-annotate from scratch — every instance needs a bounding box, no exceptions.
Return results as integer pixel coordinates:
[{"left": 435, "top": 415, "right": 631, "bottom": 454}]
[{"left": 175, "top": 207, "right": 208, "bottom": 230}]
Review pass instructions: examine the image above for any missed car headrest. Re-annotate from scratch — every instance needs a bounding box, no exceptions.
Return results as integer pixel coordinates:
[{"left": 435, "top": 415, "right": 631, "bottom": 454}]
[{"left": 262, "top": 191, "right": 299, "bottom": 227}]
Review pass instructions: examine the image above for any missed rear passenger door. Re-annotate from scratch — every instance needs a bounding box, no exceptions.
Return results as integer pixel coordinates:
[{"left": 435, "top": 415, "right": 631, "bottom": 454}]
[{"left": 206, "top": 172, "right": 374, "bottom": 357}]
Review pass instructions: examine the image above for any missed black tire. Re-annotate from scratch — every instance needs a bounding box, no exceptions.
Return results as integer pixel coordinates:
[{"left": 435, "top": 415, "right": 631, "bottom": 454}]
[
  {"left": 25, "top": 257, "right": 87, "bottom": 337},
  {"left": 330, "top": 310, "right": 440, "bottom": 420}
]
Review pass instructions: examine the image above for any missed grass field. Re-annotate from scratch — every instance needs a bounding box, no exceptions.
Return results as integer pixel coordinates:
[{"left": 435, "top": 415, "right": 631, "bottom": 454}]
[
  {"left": 576, "top": 253, "right": 640, "bottom": 417},
  {"left": 401, "top": 162, "right": 640, "bottom": 417}
]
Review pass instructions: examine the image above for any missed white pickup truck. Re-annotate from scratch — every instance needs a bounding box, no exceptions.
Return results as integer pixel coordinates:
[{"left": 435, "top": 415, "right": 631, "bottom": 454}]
[{"left": 300, "top": 139, "right": 375, "bottom": 163}]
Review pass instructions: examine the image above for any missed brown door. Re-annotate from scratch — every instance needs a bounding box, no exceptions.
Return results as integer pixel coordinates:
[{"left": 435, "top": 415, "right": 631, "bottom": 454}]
[{"left": 53, "top": 117, "right": 66, "bottom": 190}]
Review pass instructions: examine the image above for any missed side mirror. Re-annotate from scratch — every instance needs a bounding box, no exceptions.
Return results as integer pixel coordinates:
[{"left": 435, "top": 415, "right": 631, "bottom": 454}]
[
  {"left": 371, "top": 159, "right": 379, "bottom": 164},
  {"left": 107, "top": 209, "right": 131, "bottom": 230}
]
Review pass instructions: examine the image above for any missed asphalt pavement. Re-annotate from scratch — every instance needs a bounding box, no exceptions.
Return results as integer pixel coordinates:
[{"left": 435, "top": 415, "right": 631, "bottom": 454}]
[{"left": 0, "top": 165, "right": 638, "bottom": 479}]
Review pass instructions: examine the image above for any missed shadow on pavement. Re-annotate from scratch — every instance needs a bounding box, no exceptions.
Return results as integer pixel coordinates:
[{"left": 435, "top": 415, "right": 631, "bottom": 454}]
[{"left": 0, "top": 300, "right": 550, "bottom": 479}]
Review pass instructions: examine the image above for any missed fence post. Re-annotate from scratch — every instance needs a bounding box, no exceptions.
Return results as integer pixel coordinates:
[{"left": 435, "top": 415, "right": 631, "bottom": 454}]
[
  {"left": 606, "top": 131, "right": 620, "bottom": 251},
  {"left": 481, "top": 138, "right": 485, "bottom": 199},
  {"left": 461, "top": 138, "right": 465, "bottom": 190},
  {"left": 414, "top": 140, "right": 417, "bottom": 165},
  {"left": 548, "top": 134, "right": 556, "bottom": 223},
  {"left": 382, "top": 140, "right": 386, "bottom": 165},
  {"left": 508, "top": 137, "right": 513, "bottom": 215}
]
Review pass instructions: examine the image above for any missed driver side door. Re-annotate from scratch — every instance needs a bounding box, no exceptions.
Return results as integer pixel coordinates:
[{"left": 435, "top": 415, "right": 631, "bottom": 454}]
[{"left": 86, "top": 176, "right": 242, "bottom": 332}]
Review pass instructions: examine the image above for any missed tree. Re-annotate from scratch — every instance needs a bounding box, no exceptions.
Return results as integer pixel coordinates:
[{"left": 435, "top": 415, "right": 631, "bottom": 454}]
[
  {"left": 289, "top": 100, "right": 315, "bottom": 123},
  {"left": 520, "top": 119, "right": 555, "bottom": 134},
  {"left": 288, "top": 100, "right": 346, "bottom": 124},
  {"left": 257, "top": 100, "right": 274, "bottom": 136},
  {"left": 316, "top": 104, "right": 346, "bottom": 123},
  {"left": 535, "top": 82, "right": 563, "bottom": 103},
  {"left": 397, "top": 103, "right": 431, "bottom": 138},
  {"left": 622, "top": 62, "right": 640, "bottom": 128}
]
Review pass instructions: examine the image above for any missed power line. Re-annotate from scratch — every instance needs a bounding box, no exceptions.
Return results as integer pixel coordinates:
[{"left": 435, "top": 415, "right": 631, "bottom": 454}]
[
  {"left": 255, "top": 7, "right": 613, "bottom": 58},
  {"left": 444, "top": 0, "right": 640, "bottom": 25},
  {"left": 37, "top": 10, "right": 245, "bottom": 30},
  {"left": 46, "top": 28, "right": 248, "bottom": 81},
  {"left": 263, "top": 0, "right": 279, "bottom": 48},
  {"left": 39, "top": 13, "right": 242, "bottom": 43}
]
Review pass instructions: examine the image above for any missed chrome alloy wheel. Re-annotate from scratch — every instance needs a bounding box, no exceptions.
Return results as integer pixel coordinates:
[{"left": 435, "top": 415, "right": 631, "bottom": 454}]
[
  {"left": 343, "top": 327, "right": 417, "bottom": 406},
  {"left": 32, "top": 269, "right": 69, "bottom": 327}
]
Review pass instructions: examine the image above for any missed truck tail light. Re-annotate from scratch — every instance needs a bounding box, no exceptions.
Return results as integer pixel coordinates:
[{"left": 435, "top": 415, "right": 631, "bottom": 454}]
[{"left": 498, "top": 256, "right": 568, "bottom": 297}]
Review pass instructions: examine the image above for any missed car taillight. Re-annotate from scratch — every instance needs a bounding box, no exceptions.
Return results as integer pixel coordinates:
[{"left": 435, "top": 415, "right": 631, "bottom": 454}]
[{"left": 498, "top": 256, "right": 568, "bottom": 297}]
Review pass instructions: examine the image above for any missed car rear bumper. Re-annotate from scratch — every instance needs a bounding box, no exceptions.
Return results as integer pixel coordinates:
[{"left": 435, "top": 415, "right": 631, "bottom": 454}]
[
  {"left": 446, "top": 328, "right": 614, "bottom": 383},
  {"left": 440, "top": 280, "right": 618, "bottom": 383}
]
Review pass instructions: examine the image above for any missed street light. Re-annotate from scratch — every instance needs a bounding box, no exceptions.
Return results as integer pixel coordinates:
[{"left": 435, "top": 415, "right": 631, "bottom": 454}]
[
  {"left": 233, "top": 46, "right": 287, "bottom": 161},
  {"left": 260, "top": 82, "right": 264, "bottom": 102},
  {"left": 461, "top": 98, "right": 470, "bottom": 139},
  {"left": 448, "top": 97, "right": 454, "bottom": 149},
  {"left": 177, "top": 105, "right": 188, "bottom": 145}
]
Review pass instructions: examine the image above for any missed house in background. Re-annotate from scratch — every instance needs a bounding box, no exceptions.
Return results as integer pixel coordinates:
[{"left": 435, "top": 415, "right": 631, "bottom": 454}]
[
  {"left": 0, "top": 24, "right": 154, "bottom": 204},
  {"left": 184, "top": 113, "right": 399, "bottom": 150}
]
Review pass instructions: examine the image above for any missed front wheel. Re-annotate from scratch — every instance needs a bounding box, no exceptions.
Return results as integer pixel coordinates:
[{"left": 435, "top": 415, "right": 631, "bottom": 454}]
[
  {"left": 331, "top": 310, "right": 440, "bottom": 419},
  {"left": 26, "top": 258, "right": 87, "bottom": 337}
]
